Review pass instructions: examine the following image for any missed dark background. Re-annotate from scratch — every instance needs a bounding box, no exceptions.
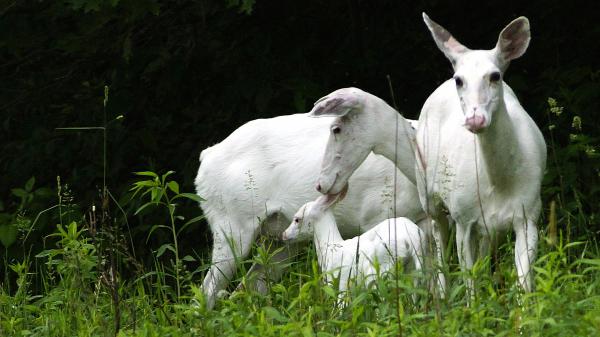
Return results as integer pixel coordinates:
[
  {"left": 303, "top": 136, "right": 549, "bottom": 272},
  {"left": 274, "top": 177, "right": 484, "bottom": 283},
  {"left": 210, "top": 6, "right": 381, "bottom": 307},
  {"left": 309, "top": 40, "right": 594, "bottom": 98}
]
[{"left": 1, "top": 0, "right": 598, "bottom": 266}]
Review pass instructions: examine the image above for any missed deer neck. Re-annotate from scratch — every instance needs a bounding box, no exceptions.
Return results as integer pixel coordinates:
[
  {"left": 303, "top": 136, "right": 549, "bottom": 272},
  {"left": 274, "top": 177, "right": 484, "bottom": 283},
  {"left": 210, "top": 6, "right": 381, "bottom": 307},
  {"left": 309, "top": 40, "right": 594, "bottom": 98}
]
[
  {"left": 476, "top": 101, "right": 520, "bottom": 188},
  {"left": 313, "top": 212, "right": 344, "bottom": 266},
  {"left": 372, "top": 101, "right": 417, "bottom": 185}
]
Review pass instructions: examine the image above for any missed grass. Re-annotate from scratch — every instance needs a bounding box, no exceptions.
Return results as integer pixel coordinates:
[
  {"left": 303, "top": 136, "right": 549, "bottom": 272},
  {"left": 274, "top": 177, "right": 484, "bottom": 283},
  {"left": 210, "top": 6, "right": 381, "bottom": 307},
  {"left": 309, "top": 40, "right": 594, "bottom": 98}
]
[{"left": 1, "top": 211, "right": 600, "bottom": 337}]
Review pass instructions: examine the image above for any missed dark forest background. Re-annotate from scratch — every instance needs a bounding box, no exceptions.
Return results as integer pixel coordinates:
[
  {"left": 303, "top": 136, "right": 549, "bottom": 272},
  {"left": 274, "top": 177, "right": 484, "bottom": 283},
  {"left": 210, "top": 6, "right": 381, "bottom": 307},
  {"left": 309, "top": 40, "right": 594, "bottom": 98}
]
[{"left": 1, "top": 0, "right": 598, "bottom": 269}]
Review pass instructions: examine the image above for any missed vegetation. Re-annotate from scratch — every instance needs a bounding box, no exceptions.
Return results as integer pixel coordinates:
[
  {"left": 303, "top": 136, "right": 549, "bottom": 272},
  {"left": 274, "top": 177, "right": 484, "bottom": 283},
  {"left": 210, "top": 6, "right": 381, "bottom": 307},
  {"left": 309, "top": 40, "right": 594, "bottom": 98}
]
[
  {"left": 0, "top": 0, "right": 598, "bottom": 336},
  {"left": 2, "top": 188, "right": 600, "bottom": 336}
]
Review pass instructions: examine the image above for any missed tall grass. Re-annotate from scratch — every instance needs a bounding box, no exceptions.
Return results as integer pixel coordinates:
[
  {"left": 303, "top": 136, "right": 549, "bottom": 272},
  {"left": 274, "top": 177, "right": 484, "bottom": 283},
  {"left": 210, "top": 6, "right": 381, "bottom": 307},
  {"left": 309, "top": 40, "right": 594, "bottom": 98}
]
[{"left": 2, "top": 219, "right": 600, "bottom": 336}]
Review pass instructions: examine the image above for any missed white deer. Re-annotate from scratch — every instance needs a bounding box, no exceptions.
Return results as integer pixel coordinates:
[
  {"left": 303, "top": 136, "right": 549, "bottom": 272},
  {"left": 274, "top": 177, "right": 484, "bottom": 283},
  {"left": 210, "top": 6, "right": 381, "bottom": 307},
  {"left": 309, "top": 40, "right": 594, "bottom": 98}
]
[
  {"left": 308, "top": 14, "right": 546, "bottom": 293},
  {"left": 281, "top": 188, "right": 426, "bottom": 301},
  {"left": 308, "top": 87, "right": 446, "bottom": 296},
  {"left": 416, "top": 13, "right": 546, "bottom": 292},
  {"left": 195, "top": 112, "right": 425, "bottom": 309}
]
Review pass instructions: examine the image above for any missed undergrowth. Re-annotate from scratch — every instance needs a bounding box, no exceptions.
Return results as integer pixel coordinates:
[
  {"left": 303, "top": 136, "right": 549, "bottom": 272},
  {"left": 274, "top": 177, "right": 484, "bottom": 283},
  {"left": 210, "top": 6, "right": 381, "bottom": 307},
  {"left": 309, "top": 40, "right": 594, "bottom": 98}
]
[{"left": 1, "top": 212, "right": 600, "bottom": 337}]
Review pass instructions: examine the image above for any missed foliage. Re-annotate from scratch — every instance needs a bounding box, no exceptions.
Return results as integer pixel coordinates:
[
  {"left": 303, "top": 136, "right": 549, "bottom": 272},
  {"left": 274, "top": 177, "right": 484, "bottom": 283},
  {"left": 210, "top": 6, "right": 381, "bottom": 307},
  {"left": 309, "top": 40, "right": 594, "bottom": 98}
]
[
  {"left": 0, "top": 177, "right": 52, "bottom": 249},
  {"left": 130, "top": 170, "right": 204, "bottom": 302},
  {"left": 2, "top": 214, "right": 600, "bottom": 336}
]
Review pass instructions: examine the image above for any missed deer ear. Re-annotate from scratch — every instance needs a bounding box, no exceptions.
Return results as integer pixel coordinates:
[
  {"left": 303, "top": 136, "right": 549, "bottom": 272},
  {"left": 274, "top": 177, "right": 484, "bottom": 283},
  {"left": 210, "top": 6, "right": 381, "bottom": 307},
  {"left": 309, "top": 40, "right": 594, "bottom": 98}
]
[
  {"left": 422, "top": 12, "right": 469, "bottom": 68},
  {"left": 308, "top": 93, "right": 359, "bottom": 118},
  {"left": 494, "top": 16, "right": 530, "bottom": 70}
]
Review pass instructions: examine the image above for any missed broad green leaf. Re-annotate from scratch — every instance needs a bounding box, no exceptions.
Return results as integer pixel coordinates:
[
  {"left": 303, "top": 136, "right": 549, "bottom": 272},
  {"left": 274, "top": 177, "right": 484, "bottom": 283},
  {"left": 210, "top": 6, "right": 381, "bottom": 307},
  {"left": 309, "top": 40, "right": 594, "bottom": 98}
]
[
  {"left": 262, "top": 306, "right": 287, "bottom": 323},
  {"left": 150, "top": 188, "right": 159, "bottom": 202},
  {"left": 301, "top": 326, "right": 314, "bottom": 337},
  {"left": 173, "top": 193, "right": 205, "bottom": 203},
  {"left": 11, "top": 188, "right": 27, "bottom": 198},
  {"left": 182, "top": 255, "right": 196, "bottom": 262},
  {"left": 167, "top": 181, "right": 179, "bottom": 194},
  {"left": 156, "top": 243, "right": 176, "bottom": 258},
  {"left": 322, "top": 285, "right": 336, "bottom": 299}
]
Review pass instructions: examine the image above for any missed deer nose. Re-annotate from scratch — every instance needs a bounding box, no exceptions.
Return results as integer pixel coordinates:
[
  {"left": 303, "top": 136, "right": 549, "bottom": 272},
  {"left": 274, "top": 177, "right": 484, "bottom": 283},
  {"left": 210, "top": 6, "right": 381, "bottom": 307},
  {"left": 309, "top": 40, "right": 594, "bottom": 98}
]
[{"left": 465, "top": 115, "right": 486, "bottom": 133}]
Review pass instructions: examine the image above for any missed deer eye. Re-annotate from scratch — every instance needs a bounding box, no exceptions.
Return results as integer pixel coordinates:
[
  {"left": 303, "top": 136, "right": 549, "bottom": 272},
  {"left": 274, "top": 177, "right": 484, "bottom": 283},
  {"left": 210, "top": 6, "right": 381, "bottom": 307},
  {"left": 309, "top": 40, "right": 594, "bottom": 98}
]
[
  {"left": 332, "top": 126, "right": 341, "bottom": 134},
  {"left": 454, "top": 76, "right": 464, "bottom": 88},
  {"left": 490, "top": 71, "right": 500, "bottom": 82},
  {"left": 490, "top": 72, "right": 501, "bottom": 82},
  {"left": 293, "top": 217, "right": 299, "bottom": 223}
]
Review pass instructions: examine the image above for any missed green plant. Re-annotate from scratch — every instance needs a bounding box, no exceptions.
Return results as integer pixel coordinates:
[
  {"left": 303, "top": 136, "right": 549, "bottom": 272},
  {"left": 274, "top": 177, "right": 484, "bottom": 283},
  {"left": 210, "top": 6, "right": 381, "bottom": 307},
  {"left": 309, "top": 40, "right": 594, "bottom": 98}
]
[
  {"left": 0, "top": 177, "right": 53, "bottom": 249},
  {"left": 130, "top": 170, "right": 204, "bottom": 304}
]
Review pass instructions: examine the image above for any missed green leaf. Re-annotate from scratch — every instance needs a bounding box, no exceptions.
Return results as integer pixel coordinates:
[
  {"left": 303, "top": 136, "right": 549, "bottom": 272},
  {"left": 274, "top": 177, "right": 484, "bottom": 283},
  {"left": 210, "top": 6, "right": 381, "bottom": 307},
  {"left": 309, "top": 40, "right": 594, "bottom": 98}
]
[
  {"left": 34, "top": 187, "right": 54, "bottom": 198},
  {"left": 134, "top": 171, "right": 159, "bottom": 178},
  {"left": 322, "top": 285, "right": 337, "bottom": 299},
  {"left": 134, "top": 202, "right": 155, "bottom": 216},
  {"left": 146, "top": 224, "right": 171, "bottom": 242},
  {"left": 167, "top": 181, "right": 179, "bottom": 194},
  {"left": 262, "top": 306, "right": 287, "bottom": 323},
  {"left": 173, "top": 193, "right": 205, "bottom": 203},
  {"left": 301, "top": 326, "right": 314, "bottom": 337},
  {"left": 578, "top": 258, "right": 600, "bottom": 266},
  {"left": 11, "top": 188, "right": 27, "bottom": 198},
  {"left": 35, "top": 249, "right": 58, "bottom": 258},
  {"left": 133, "top": 180, "right": 157, "bottom": 188},
  {"left": 67, "top": 221, "right": 78, "bottom": 238},
  {"left": 182, "top": 255, "right": 196, "bottom": 262},
  {"left": 161, "top": 171, "right": 175, "bottom": 184},
  {"left": 156, "top": 243, "right": 176, "bottom": 258},
  {"left": 271, "top": 284, "right": 287, "bottom": 294},
  {"left": 150, "top": 188, "right": 160, "bottom": 202},
  {"left": 0, "top": 224, "right": 17, "bottom": 248},
  {"left": 25, "top": 177, "right": 35, "bottom": 192},
  {"left": 177, "top": 215, "right": 205, "bottom": 236}
]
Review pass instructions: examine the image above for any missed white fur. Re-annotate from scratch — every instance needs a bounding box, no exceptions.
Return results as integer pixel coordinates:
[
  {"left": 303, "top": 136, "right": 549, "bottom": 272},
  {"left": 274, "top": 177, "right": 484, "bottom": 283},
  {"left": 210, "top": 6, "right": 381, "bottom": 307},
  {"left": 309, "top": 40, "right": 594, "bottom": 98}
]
[
  {"left": 282, "top": 197, "right": 425, "bottom": 298},
  {"left": 307, "top": 87, "right": 446, "bottom": 295},
  {"left": 195, "top": 112, "right": 425, "bottom": 309},
  {"left": 309, "top": 87, "right": 418, "bottom": 195},
  {"left": 416, "top": 13, "right": 547, "bottom": 293}
]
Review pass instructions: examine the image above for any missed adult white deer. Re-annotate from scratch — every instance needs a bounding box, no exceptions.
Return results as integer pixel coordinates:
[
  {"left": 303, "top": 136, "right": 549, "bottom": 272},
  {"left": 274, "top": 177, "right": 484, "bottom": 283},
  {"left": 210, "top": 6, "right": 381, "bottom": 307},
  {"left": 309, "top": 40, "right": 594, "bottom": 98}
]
[
  {"left": 195, "top": 112, "right": 424, "bottom": 309},
  {"left": 416, "top": 13, "right": 546, "bottom": 292},
  {"left": 309, "top": 15, "right": 547, "bottom": 294},
  {"left": 308, "top": 87, "right": 447, "bottom": 296}
]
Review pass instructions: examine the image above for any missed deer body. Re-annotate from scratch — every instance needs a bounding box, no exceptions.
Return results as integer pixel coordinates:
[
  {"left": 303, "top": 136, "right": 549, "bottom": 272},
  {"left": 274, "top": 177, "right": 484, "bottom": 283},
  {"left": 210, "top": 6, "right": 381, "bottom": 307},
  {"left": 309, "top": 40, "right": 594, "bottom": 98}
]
[
  {"left": 416, "top": 14, "right": 547, "bottom": 292},
  {"left": 282, "top": 197, "right": 425, "bottom": 296},
  {"left": 196, "top": 112, "right": 424, "bottom": 309}
]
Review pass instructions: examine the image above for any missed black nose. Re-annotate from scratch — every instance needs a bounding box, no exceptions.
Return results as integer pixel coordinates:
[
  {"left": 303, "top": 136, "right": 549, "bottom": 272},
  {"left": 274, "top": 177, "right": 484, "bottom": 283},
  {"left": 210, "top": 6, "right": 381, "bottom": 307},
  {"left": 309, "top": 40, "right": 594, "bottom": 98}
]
[{"left": 316, "top": 183, "right": 322, "bottom": 192}]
